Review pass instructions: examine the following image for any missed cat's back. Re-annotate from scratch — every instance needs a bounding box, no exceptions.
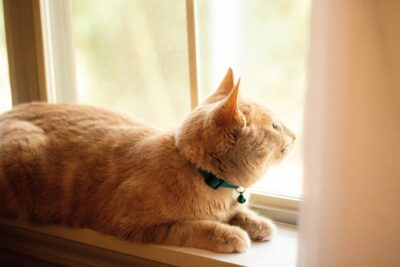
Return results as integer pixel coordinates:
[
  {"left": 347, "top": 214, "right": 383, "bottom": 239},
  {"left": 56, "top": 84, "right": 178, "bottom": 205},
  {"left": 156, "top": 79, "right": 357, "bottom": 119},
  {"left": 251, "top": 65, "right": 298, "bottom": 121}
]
[
  {"left": 0, "top": 102, "right": 160, "bottom": 145},
  {"left": 0, "top": 102, "right": 147, "bottom": 131},
  {"left": 0, "top": 102, "right": 160, "bottom": 223}
]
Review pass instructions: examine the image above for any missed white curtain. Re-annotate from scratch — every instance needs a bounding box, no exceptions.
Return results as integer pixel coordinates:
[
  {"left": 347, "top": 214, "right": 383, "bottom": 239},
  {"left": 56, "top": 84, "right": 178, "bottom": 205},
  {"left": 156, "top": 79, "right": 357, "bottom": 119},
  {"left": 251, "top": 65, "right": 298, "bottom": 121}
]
[{"left": 299, "top": 1, "right": 400, "bottom": 266}]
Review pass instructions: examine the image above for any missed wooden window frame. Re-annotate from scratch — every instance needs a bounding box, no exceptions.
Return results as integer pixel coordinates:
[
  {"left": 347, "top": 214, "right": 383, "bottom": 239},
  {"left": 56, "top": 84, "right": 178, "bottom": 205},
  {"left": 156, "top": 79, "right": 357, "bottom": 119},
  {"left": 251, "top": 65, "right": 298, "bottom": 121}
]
[
  {"left": 186, "top": 0, "right": 199, "bottom": 109},
  {"left": 3, "top": 0, "right": 47, "bottom": 104}
]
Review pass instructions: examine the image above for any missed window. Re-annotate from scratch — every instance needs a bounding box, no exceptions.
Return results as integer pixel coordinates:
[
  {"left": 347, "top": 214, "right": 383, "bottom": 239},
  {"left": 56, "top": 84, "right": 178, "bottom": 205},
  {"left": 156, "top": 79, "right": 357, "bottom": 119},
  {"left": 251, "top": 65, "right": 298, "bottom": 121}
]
[
  {"left": 0, "top": 1, "right": 12, "bottom": 113},
  {"left": 70, "top": 0, "right": 190, "bottom": 129},
  {"left": 6, "top": 0, "right": 311, "bottom": 222},
  {"left": 67, "top": 0, "right": 310, "bottom": 197},
  {"left": 197, "top": 0, "right": 310, "bottom": 197}
]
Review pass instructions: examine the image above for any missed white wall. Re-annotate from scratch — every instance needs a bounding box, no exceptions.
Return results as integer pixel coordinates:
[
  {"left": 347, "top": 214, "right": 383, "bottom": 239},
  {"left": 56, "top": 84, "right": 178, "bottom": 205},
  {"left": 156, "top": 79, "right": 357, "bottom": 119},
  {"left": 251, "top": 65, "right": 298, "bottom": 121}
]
[{"left": 299, "top": 1, "right": 400, "bottom": 266}]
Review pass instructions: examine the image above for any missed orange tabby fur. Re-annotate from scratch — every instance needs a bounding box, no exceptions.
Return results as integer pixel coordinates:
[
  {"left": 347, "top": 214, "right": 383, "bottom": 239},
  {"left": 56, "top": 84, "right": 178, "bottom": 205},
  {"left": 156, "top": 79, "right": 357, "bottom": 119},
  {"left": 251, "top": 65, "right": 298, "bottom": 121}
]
[{"left": 0, "top": 69, "right": 295, "bottom": 252}]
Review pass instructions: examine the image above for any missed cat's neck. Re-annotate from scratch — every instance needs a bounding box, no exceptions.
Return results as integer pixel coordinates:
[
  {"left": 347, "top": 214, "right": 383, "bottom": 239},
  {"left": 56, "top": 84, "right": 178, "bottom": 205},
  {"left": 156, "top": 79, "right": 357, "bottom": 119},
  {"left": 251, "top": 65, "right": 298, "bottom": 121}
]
[
  {"left": 171, "top": 131, "right": 233, "bottom": 191},
  {"left": 144, "top": 131, "right": 239, "bottom": 209}
]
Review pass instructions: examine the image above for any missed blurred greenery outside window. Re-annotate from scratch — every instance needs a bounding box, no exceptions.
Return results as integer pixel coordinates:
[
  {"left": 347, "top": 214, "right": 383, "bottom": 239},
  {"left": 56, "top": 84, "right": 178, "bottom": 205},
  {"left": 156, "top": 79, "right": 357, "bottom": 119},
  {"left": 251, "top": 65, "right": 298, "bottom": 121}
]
[
  {"left": 70, "top": 0, "right": 310, "bottom": 196},
  {"left": 0, "top": 0, "right": 309, "bottom": 197},
  {"left": 196, "top": 1, "right": 310, "bottom": 196},
  {"left": 71, "top": 0, "right": 191, "bottom": 129}
]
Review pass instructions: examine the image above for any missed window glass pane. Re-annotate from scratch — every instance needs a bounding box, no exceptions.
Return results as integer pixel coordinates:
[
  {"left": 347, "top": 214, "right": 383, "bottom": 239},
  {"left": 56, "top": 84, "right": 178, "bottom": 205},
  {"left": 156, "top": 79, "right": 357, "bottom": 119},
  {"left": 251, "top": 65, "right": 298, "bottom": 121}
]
[
  {"left": 198, "top": 0, "right": 310, "bottom": 196},
  {"left": 0, "top": 1, "right": 12, "bottom": 113},
  {"left": 70, "top": 0, "right": 190, "bottom": 129}
]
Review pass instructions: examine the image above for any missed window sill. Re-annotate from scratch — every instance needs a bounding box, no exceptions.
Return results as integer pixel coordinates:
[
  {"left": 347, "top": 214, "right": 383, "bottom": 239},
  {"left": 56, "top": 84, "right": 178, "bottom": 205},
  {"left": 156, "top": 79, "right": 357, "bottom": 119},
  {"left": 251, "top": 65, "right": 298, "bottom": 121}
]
[{"left": 0, "top": 218, "right": 297, "bottom": 267}]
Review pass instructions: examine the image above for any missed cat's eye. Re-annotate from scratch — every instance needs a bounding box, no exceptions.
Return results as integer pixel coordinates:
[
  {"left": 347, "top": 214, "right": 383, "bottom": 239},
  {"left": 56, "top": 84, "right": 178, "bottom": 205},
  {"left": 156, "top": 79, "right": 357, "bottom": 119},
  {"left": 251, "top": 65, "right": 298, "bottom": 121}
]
[{"left": 272, "top": 123, "right": 279, "bottom": 130}]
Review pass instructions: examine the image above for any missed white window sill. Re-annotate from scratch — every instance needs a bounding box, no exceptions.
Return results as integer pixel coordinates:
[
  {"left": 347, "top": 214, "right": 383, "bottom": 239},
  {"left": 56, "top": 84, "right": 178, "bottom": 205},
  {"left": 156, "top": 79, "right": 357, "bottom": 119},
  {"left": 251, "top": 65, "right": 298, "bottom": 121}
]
[{"left": 0, "top": 218, "right": 297, "bottom": 267}]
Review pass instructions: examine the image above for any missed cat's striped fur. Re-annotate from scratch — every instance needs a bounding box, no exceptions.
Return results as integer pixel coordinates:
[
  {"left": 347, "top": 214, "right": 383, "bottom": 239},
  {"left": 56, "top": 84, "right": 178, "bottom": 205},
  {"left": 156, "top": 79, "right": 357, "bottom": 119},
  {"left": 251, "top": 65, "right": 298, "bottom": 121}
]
[{"left": 0, "top": 69, "right": 295, "bottom": 252}]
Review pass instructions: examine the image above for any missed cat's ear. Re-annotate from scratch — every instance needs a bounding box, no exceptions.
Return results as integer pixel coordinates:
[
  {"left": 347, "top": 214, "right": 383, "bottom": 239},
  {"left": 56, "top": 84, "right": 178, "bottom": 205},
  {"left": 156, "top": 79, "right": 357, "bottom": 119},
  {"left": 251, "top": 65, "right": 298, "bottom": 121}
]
[
  {"left": 213, "top": 79, "right": 244, "bottom": 128},
  {"left": 215, "top": 68, "right": 234, "bottom": 95},
  {"left": 206, "top": 80, "right": 244, "bottom": 154},
  {"left": 202, "top": 68, "right": 235, "bottom": 104}
]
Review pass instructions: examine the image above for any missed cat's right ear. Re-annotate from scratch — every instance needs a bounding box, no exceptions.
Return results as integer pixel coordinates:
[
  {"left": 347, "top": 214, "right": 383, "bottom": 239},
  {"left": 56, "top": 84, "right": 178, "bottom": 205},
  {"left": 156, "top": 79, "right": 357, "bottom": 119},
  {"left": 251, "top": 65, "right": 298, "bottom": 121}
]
[
  {"left": 215, "top": 68, "right": 234, "bottom": 95},
  {"left": 202, "top": 68, "right": 234, "bottom": 104}
]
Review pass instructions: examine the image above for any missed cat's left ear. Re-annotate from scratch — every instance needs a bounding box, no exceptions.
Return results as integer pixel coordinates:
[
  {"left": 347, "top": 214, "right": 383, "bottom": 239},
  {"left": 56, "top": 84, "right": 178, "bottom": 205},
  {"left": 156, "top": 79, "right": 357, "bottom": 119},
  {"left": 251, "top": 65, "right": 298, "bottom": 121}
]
[
  {"left": 204, "top": 80, "right": 244, "bottom": 155},
  {"left": 213, "top": 79, "right": 244, "bottom": 129}
]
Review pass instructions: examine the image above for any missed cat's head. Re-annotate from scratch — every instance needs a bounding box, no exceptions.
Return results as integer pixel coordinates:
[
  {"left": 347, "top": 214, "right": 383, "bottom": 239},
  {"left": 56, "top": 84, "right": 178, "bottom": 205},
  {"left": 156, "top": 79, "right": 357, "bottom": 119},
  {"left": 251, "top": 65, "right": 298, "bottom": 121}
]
[{"left": 175, "top": 69, "right": 295, "bottom": 187}]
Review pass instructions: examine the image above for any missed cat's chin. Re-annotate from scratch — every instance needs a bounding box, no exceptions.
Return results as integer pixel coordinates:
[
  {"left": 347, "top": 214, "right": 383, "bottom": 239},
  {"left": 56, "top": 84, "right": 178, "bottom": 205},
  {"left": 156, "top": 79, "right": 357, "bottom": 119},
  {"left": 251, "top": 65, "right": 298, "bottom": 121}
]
[{"left": 270, "top": 149, "right": 292, "bottom": 165}]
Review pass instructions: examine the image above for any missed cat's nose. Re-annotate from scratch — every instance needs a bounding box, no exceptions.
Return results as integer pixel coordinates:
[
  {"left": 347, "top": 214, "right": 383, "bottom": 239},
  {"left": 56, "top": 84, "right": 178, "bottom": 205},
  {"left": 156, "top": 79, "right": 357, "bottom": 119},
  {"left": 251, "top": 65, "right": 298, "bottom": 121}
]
[{"left": 289, "top": 133, "right": 296, "bottom": 143}]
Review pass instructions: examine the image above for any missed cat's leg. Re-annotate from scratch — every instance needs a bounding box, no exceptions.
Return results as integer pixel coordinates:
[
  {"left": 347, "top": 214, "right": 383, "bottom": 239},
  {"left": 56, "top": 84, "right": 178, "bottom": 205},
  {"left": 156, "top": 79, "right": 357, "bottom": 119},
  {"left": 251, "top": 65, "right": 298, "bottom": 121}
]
[
  {"left": 123, "top": 220, "right": 251, "bottom": 252},
  {"left": 229, "top": 208, "right": 276, "bottom": 241}
]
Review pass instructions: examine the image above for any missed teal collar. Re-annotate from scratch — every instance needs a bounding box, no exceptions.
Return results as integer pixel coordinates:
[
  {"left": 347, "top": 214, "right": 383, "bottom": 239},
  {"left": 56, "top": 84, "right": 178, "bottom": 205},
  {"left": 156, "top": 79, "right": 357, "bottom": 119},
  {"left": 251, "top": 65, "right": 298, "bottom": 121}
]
[{"left": 198, "top": 169, "right": 247, "bottom": 204}]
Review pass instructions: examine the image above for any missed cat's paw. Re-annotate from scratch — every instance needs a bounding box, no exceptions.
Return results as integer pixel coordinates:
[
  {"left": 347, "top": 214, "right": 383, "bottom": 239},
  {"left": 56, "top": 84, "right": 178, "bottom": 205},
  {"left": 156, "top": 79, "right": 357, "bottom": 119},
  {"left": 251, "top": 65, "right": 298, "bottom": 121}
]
[
  {"left": 213, "top": 226, "right": 251, "bottom": 253},
  {"left": 246, "top": 217, "right": 276, "bottom": 241}
]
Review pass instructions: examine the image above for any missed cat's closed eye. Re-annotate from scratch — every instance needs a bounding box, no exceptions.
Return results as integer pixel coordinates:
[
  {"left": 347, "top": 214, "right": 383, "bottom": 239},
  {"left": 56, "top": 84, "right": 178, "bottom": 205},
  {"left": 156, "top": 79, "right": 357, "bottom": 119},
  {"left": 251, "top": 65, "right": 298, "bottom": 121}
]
[{"left": 272, "top": 123, "right": 279, "bottom": 130}]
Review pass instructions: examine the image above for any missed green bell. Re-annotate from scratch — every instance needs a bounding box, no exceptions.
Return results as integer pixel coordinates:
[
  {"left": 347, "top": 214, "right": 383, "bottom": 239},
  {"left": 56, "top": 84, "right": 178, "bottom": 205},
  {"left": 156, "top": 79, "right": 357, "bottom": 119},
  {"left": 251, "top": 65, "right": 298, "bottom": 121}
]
[{"left": 237, "top": 193, "right": 246, "bottom": 204}]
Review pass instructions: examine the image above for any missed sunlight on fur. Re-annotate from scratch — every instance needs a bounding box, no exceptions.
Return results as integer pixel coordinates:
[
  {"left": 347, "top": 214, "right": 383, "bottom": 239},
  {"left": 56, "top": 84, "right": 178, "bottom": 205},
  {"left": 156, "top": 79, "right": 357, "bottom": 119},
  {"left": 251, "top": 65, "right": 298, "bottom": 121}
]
[{"left": 0, "top": 69, "right": 295, "bottom": 252}]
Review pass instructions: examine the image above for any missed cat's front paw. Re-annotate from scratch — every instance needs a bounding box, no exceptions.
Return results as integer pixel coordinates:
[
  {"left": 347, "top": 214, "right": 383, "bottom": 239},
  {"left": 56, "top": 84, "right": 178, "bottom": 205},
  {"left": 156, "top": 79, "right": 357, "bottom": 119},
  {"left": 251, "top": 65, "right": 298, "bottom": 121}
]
[
  {"left": 213, "top": 226, "right": 251, "bottom": 253},
  {"left": 246, "top": 217, "right": 276, "bottom": 241}
]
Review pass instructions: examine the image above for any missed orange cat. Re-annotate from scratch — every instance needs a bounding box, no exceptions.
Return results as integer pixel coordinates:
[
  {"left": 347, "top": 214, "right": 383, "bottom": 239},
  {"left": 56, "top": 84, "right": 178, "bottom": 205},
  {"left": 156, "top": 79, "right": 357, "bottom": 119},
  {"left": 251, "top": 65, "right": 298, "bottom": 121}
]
[{"left": 0, "top": 69, "right": 295, "bottom": 252}]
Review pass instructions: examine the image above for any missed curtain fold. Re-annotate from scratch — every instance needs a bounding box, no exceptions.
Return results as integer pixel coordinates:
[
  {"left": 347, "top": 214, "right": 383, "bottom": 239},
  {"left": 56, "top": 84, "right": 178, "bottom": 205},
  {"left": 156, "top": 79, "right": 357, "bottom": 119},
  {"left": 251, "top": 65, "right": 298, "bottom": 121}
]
[{"left": 299, "top": 1, "right": 400, "bottom": 266}]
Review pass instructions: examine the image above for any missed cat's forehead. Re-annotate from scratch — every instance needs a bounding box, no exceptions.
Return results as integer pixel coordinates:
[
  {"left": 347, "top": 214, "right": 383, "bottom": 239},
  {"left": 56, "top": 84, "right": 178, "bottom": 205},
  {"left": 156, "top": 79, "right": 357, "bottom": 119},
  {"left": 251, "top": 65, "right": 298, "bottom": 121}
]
[{"left": 240, "top": 100, "right": 275, "bottom": 121}]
